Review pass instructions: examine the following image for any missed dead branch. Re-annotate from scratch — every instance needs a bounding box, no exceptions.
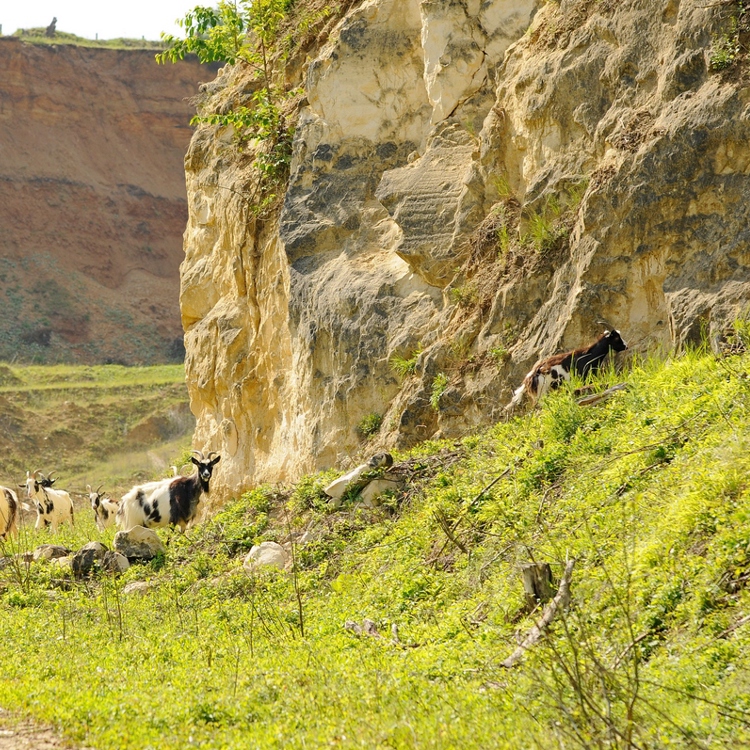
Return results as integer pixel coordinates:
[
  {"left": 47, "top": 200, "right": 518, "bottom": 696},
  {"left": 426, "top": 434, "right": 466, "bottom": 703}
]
[
  {"left": 576, "top": 382, "right": 628, "bottom": 407},
  {"left": 433, "top": 508, "right": 469, "bottom": 553},
  {"left": 500, "top": 559, "right": 576, "bottom": 669}
]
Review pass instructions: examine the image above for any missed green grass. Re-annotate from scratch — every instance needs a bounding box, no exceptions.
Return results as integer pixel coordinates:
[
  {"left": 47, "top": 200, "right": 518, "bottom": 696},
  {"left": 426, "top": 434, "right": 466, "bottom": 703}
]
[
  {"left": 10, "top": 28, "right": 165, "bottom": 49},
  {"left": 0, "top": 363, "right": 184, "bottom": 392},
  {"left": 0, "top": 363, "right": 191, "bottom": 493},
  {"left": 3, "top": 349, "right": 750, "bottom": 747}
]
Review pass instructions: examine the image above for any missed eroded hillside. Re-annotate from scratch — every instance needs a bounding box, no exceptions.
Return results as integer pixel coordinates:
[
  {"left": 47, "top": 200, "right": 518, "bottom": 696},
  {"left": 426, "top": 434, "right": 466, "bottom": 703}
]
[
  {"left": 179, "top": 0, "right": 750, "bottom": 499},
  {"left": 0, "top": 38, "right": 215, "bottom": 365}
]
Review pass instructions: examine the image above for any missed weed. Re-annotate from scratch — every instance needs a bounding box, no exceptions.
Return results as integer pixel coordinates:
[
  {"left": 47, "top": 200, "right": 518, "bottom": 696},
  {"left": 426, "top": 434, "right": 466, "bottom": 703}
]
[
  {"left": 492, "top": 174, "right": 515, "bottom": 200},
  {"left": 711, "top": 30, "right": 740, "bottom": 70},
  {"left": 497, "top": 223, "right": 512, "bottom": 257},
  {"left": 524, "top": 198, "right": 567, "bottom": 254},
  {"left": 357, "top": 412, "right": 383, "bottom": 438},
  {"left": 449, "top": 283, "right": 479, "bottom": 307},
  {"left": 709, "top": 2, "right": 748, "bottom": 71},
  {"left": 390, "top": 345, "right": 422, "bottom": 377},
  {"left": 489, "top": 346, "right": 511, "bottom": 365}
]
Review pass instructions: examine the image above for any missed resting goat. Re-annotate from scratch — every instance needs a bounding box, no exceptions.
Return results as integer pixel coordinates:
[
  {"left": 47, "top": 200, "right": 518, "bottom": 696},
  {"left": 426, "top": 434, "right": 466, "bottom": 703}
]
[
  {"left": 117, "top": 451, "right": 221, "bottom": 532},
  {"left": 0, "top": 486, "right": 19, "bottom": 539},
  {"left": 506, "top": 329, "right": 628, "bottom": 410},
  {"left": 87, "top": 485, "right": 119, "bottom": 532},
  {"left": 22, "top": 471, "right": 74, "bottom": 532}
]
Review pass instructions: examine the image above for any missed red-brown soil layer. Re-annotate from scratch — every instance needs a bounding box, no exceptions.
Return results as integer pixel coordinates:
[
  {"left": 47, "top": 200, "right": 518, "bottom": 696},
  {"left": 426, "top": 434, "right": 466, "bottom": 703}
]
[{"left": 0, "top": 38, "right": 216, "bottom": 364}]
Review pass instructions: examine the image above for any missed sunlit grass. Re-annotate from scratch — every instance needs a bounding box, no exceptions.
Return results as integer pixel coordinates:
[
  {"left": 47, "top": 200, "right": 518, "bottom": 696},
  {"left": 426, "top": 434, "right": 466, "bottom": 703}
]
[
  {"left": 0, "top": 363, "right": 184, "bottom": 392},
  {"left": 2, "top": 349, "right": 750, "bottom": 747}
]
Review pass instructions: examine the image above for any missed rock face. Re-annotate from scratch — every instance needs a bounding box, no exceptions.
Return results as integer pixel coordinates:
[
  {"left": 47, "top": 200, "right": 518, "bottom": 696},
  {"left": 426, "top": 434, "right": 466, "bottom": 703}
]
[
  {"left": 0, "top": 38, "right": 215, "bottom": 364},
  {"left": 181, "top": 0, "right": 750, "bottom": 499}
]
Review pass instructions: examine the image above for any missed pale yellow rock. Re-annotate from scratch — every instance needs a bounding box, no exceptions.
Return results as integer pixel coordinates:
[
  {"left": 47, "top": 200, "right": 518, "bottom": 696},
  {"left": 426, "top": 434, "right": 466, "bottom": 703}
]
[{"left": 182, "top": 0, "right": 750, "bottom": 503}]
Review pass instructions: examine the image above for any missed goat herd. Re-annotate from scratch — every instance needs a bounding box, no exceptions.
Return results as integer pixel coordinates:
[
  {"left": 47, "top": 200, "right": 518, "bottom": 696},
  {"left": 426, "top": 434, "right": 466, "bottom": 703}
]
[
  {"left": 0, "top": 327, "right": 628, "bottom": 545},
  {"left": 0, "top": 450, "right": 221, "bottom": 541}
]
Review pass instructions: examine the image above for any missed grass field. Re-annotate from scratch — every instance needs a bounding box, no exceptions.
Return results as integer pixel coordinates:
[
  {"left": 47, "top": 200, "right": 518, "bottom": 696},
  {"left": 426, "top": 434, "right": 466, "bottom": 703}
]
[
  {"left": 0, "top": 363, "right": 192, "bottom": 497},
  {"left": 9, "top": 28, "right": 165, "bottom": 49},
  {"left": 2, "top": 347, "right": 750, "bottom": 748}
]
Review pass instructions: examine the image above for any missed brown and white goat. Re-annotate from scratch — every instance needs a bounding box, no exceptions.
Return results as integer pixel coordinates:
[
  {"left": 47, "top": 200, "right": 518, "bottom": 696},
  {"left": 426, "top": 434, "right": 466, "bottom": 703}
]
[
  {"left": 506, "top": 329, "right": 628, "bottom": 410},
  {"left": 0, "top": 486, "right": 19, "bottom": 539}
]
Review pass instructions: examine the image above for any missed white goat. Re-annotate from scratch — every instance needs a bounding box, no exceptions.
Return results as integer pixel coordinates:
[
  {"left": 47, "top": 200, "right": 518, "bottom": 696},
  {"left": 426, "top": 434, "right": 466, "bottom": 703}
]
[
  {"left": 23, "top": 471, "right": 74, "bottom": 532},
  {"left": 86, "top": 485, "right": 119, "bottom": 532}
]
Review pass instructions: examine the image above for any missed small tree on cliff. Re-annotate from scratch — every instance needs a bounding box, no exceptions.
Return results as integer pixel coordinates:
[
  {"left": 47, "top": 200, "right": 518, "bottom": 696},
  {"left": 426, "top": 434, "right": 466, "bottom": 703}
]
[{"left": 157, "top": 0, "right": 298, "bottom": 209}]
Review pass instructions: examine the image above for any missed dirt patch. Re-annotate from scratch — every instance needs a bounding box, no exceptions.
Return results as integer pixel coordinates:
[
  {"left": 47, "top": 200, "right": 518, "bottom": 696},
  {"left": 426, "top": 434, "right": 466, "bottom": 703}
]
[{"left": 0, "top": 714, "right": 87, "bottom": 750}]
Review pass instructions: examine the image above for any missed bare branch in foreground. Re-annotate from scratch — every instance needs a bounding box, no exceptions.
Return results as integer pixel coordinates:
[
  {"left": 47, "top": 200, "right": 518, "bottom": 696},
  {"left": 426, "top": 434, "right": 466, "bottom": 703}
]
[{"left": 501, "top": 559, "right": 576, "bottom": 669}]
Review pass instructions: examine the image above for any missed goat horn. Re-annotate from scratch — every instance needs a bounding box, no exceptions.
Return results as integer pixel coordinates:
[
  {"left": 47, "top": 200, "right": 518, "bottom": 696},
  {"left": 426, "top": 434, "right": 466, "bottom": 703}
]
[
  {"left": 191, "top": 449, "right": 205, "bottom": 460},
  {"left": 207, "top": 451, "right": 219, "bottom": 460},
  {"left": 96, "top": 484, "right": 104, "bottom": 494},
  {"left": 596, "top": 318, "right": 615, "bottom": 331},
  {"left": 33, "top": 469, "right": 44, "bottom": 479}
]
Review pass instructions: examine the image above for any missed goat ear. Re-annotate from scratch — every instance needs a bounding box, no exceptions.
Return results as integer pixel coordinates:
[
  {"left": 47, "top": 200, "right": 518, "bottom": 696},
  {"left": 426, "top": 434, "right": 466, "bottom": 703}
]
[
  {"left": 209, "top": 455, "right": 221, "bottom": 466},
  {"left": 190, "top": 456, "right": 200, "bottom": 466}
]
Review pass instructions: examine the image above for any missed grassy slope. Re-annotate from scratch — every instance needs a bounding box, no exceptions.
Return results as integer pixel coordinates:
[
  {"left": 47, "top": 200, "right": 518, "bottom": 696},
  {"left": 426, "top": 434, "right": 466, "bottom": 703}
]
[
  {"left": 0, "top": 363, "right": 193, "bottom": 495},
  {"left": 10, "top": 29, "right": 165, "bottom": 49},
  {"left": 2, "top": 350, "right": 750, "bottom": 748}
]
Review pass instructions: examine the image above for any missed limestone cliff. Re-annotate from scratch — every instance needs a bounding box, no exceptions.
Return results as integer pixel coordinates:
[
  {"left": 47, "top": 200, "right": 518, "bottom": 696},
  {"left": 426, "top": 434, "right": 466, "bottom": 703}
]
[
  {"left": 0, "top": 38, "right": 213, "bottom": 364},
  {"left": 182, "top": 0, "right": 750, "bottom": 498}
]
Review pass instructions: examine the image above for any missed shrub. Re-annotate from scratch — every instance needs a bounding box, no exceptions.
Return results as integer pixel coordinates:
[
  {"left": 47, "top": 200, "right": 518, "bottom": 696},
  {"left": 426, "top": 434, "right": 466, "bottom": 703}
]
[
  {"left": 449, "top": 284, "right": 479, "bottom": 307},
  {"left": 358, "top": 412, "right": 383, "bottom": 438}
]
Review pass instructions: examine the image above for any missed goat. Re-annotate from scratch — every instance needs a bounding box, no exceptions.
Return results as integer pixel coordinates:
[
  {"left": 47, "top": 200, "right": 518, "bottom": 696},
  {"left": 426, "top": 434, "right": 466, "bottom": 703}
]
[
  {"left": 117, "top": 450, "right": 221, "bottom": 532},
  {"left": 0, "top": 486, "right": 19, "bottom": 539},
  {"left": 506, "top": 329, "right": 628, "bottom": 410},
  {"left": 22, "top": 470, "right": 75, "bottom": 532},
  {"left": 87, "top": 484, "right": 119, "bottom": 532}
]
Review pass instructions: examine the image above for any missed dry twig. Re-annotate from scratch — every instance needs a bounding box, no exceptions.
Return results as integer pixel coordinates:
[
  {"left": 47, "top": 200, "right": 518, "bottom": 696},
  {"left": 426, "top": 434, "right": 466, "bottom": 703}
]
[{"left": 500, "top": 559, "right": 576, "bottom": 668}]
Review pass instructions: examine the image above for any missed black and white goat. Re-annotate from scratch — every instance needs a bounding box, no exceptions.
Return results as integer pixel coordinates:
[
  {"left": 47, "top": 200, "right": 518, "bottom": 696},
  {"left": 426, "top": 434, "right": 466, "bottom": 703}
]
[
  {"left": 506, "top": 329, "right": 628, "bottom": 410},
  {"left": 87, "top": 485, "right": 119, "bottom": 532},
  {"left": 22, "top": 470, "right": 75, "bottom": 532},
  {"left": 0, "top": 485, "right": 19, "bottom": 539},
  {"left": 117, "top": 451, "right": 221, "bottom": 532}
]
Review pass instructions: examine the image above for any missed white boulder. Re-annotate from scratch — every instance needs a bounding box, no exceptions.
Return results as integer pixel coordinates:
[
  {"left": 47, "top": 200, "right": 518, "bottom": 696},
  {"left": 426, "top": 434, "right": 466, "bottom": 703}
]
[{"left": 243, "top": 541, "right": 289, "bottom": 573}]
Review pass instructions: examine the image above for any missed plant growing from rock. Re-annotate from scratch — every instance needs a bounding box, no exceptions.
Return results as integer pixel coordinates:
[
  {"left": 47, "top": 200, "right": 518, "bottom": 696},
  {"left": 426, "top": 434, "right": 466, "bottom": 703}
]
[
  {"left": 390, "top": 345, "right": 422, "bottom": 377},
  {"left": 708, "top": 0, "right": 748, "bottom": 71},
  {"left": 157, "top": 0, "right": 304, "bottom": 210},
  {"left": 357, "top": 412, "right": 383, "bottom": 438},
  {"left": 489, "top": 345, "right": 510, "bottom": 364},
  {"left": 449, "top": 283, "right": 479, "bottom": 308}
]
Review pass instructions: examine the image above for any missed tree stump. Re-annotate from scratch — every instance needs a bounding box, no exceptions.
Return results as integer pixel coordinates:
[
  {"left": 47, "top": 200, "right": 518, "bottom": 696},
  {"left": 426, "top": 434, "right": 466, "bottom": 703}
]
[{"left": 521, "top": 562, "right": 555, "bottom": 610}]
